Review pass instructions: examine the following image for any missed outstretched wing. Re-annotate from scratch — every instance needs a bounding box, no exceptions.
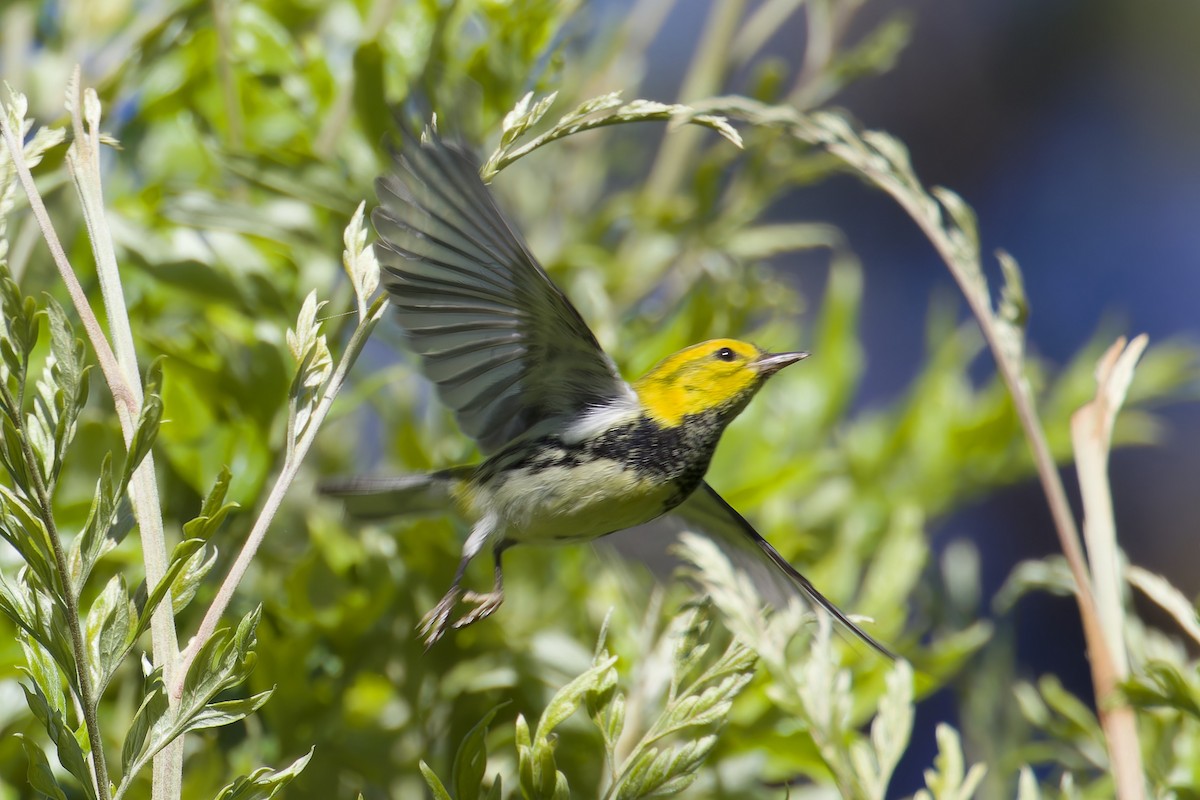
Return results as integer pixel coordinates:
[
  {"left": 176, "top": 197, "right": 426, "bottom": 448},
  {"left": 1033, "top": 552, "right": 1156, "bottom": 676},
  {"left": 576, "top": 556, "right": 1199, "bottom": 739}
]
[
  {"left": 373, "top": 129, "right": 634, "bottom": 454},
  {"left": 671, "top": 482, "right": 895, "bottom": 659}
]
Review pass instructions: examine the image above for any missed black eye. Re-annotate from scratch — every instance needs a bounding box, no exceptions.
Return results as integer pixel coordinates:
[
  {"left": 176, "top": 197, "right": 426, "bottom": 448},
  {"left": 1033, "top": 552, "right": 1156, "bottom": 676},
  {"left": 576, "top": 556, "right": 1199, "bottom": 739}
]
[{"left": 714, "top": 347, "right": 736, "bottom": 361}]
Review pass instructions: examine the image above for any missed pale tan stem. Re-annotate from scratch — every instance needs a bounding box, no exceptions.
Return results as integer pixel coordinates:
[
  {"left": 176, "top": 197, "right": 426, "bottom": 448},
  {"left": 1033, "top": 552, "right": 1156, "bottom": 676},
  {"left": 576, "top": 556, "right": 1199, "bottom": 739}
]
[
  {"left": 62, "top": 69, "right": 185, "bottom": 800},
  {"left": 1070, "top": 335, "right": 1150, "bottom": 799},
  {"left": 173, "top": 297, "right": 388, "bottom": 700}
]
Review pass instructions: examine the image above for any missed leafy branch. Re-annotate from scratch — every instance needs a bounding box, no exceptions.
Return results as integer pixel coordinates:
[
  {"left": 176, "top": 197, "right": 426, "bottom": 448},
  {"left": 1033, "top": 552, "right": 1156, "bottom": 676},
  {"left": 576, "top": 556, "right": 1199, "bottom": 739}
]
[
  {"left": 599, "top": 605, "right": 756, "bottom": 800},
  {"left": 676, "top": 532, "right": 916, "bottom": 800},
  {"left": 61, "top": 67, "right": 186, "bottom": 795},
  {"left": 419, "top": 603, "right": 757, "bottom": 800},
  {"left": 480, "top": 91, "right": 742, "bottom": 182},
  {"left": 691, "top": 94, "right": 1151, "bottom": 798},
  {"left": 1, "top": 72, "right": 375, "bottom": 799},
  {"left": 173, "top": 201, "right": 386, "bottom": 700}
]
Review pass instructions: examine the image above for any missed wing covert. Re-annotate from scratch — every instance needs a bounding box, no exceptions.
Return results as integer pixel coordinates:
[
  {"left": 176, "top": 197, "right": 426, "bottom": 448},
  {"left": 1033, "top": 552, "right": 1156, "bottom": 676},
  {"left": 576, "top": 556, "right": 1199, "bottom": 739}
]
[
  {"left": 671, "top": 482, "right": 896, "bottom": 659},
  {"left": 373, "top": 128, "right": 633, "bottom": 454}
]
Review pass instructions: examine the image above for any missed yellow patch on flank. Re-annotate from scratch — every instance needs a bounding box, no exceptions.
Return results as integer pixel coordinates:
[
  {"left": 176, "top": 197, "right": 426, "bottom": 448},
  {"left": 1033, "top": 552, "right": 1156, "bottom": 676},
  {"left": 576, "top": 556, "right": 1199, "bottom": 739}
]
[{"left": 633, "top": 338, "right": 764, "bottom": 426}]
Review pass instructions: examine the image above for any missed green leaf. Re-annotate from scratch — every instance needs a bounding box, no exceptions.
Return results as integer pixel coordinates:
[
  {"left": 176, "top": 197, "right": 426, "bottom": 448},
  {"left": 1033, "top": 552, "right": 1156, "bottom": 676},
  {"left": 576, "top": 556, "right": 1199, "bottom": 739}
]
[
  {"left": 122, "top": 608, "right": 264, "bottom": 786},
  {"left": 69, "top": 454, "right": 121, "bottom": 594},
  {"left": 132, "top": 538, "right": 206, "bottom": 643},
  {"left": 17, "top": 734, "right": 69, "bottom": 800},
  {"left": 533, "top": 735, "right": 560, "bottom": 800},
  {"left": 19, "top": 634, "right": 66, "bottom": 719},
  {"left": 213, "top": 748, "right": 315, "bottom": 800},
  {"left": 1037, "top": 675, "right": 1103, "bottom": 745},
  {"left": 995, "top": 249, "right": 1029, "bottom": 329},
  {"left": 43, "top": 298, "right": 84, "bottom": 402},
  {"left": 515, "top": 714, "right": 535, "bottom": 799},
  {"left": 169, "top": 541, "right": 217, "bottom": 615},
  {"left": 930, "top": 186, "right": 981, "bottom": 275},
  {"left": 0, "top": 336, "right": 24, "bottom": 415},
  {"left": 913, "top": 724, "right": 987, "bottom": 800},
  {"left": 42, "top": 297, "right": 89, "bottom": 481},
  {"left": 994, "top": 556, "right": 1076, "bottom": 613},
  {"left": 177, "top": 606, "right": 262, "bottom": 719},
  {"left": 419, "top": 760, "right": 453, "bottom": 800},
  {"left": 481, "top": 93, "right": 742, "bottom": 180},
  {"left": 1, "top": 576, "right": 77, "bottom": 692},
  {"left": 1121, "top": 661, "right": 1200, "bottom": 719},
  {"left": 866, "top": 659, "right": 915, "bottom": 794},
  {"left": 121, "top": 669, "right": 169, "bottom": 777},
  {"left": 584, "top": 650, "right": 618, "bottom": 721},
  {"left": 186, "top": 689, "right": 275, "bottom": 731},
  {"left": 21, "top": 681, "right": 96, "bottom": 799},
  {"left": 617, "top": 736, "right": 715, "bottom": 799},
  {"left": 825, "top": 11, "right": 912, "bottom": 88},
  {"left": 122, "top": 358, "right": 164, "bottom": 486},
  {"left": 1127, "top": 565, "right": 1200, "bottom": 646},
  {"left": 341, "top": 201, "right": 380, "bottom": 320},
  {"left": 0, "top": 484, "right": 60, "bottom": 596},
  {"left": 499, "top": 90, "right": 559, "bottom": 147},
  {"left": 453, "top": 703, "right": 506, "bottom": 800},
  {"left": 182, "top": 466, "right": 239, "bottom": 541},
  {"left": 0, "top": 268, "right": 38, "bottom": 379},
  {"left": 84, "top": 574, "right": 133, "bottom": 695},
  {"left": 534, "top": 654, "right": 618, "bottom": 743},
  {"left": 0, "top": 412, "right": 32, "bottom": 488}
]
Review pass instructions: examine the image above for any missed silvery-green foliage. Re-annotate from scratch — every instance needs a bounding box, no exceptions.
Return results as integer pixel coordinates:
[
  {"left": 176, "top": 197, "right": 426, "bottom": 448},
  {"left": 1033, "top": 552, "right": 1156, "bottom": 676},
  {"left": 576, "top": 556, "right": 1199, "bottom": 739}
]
[
  {"left": 912, "top": 725, "right": 988, "bottom": 800},
  {"left": 0, "top": 77, "right": 329, "bottom": 798},
  {"left": 419, "top": 603, "right": 757, "bottom": 800},
  {"left": 212, "top": 747, "right": 315, "bottom": 800},
  {"left": 677, "top": 532, "right": 915, "bottom": 800},
  {"left": 481, "top": 91, "right": 742, "bottom": 181},
  {"left": 602, "top": 605, "right": 756, "bottom": 799},
  {"left": 117, "top": 609, "right": 273, "bottom": 799},
  {"left": 0, "top": 257, "right": 285, "bottom": 797}
]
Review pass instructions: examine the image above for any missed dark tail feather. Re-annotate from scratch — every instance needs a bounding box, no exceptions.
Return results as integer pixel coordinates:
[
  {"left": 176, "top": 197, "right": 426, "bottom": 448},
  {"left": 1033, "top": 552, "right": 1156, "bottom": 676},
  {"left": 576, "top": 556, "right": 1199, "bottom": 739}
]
[
  {"left": 672, "top": 481, "right": 897, "bottom": 660},
  {"left": 318, "top": 468, "right": 469, "bottom": 520},
  {"left": 752, "top": 533, "right": 897, "bottom": 660}
]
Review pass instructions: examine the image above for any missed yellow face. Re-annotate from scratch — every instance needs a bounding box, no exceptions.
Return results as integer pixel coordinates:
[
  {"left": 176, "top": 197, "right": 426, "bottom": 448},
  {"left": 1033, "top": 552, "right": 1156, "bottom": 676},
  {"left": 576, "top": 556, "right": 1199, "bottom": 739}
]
[{"left": 633, "top": 338, "right": 775, "bottom": 426}]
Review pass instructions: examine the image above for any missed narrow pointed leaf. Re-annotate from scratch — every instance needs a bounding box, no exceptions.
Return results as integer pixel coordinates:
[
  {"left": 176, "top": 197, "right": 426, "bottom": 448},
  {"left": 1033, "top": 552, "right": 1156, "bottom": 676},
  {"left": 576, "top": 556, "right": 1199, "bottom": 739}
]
[
  {"left": 18, "top": 734, "right": 69, "bottom": 800},
  {"left": 213, "top": 748, "right": 314, "bottom": 800}
]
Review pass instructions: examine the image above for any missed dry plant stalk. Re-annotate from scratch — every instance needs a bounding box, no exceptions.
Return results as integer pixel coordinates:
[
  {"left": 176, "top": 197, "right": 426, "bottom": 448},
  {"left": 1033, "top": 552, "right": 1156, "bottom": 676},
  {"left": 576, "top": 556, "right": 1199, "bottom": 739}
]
[{"left": 1071, "top": 334, "right": 1150, "bottom": 799}]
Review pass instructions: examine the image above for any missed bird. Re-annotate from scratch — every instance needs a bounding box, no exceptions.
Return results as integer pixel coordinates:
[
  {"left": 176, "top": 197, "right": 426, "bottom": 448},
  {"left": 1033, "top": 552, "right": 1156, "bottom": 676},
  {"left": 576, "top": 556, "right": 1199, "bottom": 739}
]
[{"left": 322, "top": 125, "right": 894, "bottom": 658}]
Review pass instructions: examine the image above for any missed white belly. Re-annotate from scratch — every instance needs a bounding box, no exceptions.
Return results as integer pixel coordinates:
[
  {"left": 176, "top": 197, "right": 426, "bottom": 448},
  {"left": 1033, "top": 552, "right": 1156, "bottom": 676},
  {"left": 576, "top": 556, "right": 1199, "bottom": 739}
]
[{"left": 474, "top": 458, "right": 679, "bottom": 544}]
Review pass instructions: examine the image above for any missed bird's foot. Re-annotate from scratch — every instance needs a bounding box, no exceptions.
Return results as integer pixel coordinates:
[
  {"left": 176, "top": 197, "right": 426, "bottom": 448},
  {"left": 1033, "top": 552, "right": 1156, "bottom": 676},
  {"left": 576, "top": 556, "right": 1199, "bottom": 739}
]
[
  {"left": 418, "top": 587, "right": 462, "bottom": 649},
  {"left": 454, "top": 589, "right": 505, "bottom": 629}
]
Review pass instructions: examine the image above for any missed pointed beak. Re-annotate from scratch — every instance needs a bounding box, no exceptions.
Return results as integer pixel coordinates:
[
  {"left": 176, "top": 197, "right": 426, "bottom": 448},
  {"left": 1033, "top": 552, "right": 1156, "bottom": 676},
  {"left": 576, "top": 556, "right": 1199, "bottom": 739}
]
[{"left": 753, "top": 350, "right": 809, "bottom": 376}]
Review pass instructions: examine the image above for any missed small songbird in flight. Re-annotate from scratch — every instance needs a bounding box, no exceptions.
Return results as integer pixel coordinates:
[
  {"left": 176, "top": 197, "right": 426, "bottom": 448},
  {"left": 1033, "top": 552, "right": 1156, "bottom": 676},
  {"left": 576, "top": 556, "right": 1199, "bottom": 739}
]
[{"left": 323, "top": 127, "right": 893, "bottom": 658}]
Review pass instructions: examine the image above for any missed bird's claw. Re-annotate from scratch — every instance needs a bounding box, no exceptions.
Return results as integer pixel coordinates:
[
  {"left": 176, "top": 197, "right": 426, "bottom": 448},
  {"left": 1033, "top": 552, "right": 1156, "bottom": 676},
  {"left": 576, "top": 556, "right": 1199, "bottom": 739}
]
[
  {"left": 454, "top": 589, "right": 505, "bottom": 629},
  {"left": 418, "top": 587, "right": 505, "bottom": 647},
  {"left": 418, "top": 588, "right": 462, "bottom": 649}
]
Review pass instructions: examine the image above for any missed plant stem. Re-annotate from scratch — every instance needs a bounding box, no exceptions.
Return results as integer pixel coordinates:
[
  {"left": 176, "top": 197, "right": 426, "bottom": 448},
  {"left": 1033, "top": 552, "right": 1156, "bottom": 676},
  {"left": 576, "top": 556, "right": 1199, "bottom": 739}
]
[
  {"left": 1071, "top": 336, "right": 1149, "bottom": 799},
  {"left": 0, "top": 382, "right": 111, "bottom": 800},
  {"left": 834, "top": 133, "right": 1144, "bottom": 799},
  {"left": 62, "top": 72, "right": 184, "bottom": 798},
  {"left": 0, "top": 97, "right": 138, "bottom": 423},
  {"left": 692, "top": 95, "right": 1144, "bottom": 797},
  {"left": 807, "top": 115, "right": 1142, "bottom": 800},
  {"left": 642, "top": 0, "right": 745, "bottom": 205},
  {"left": 210, "top": 0, "right": 243, "bottom": 149},
  {"left": 314, "top": 0, "right": 399, "bottom": 157},
  {"left": 606, "top": 0, "right": 745, "bottom": 305},
  {"left": 172, "top": 296, "right": 388, "bottom": 699}
]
